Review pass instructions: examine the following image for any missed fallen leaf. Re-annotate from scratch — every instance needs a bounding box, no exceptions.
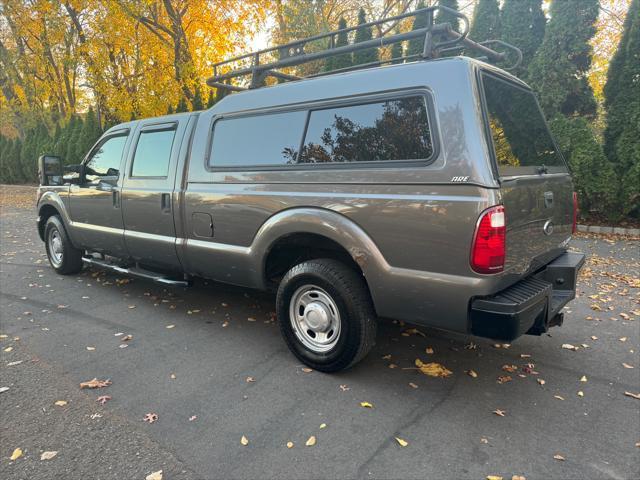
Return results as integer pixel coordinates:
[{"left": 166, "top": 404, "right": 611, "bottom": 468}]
[
  {"left": 287, "top": 441, "right": 294, "bottom": 449},
  {"left": 319, "top": 423, "right": 326, "bottom": 429},
  {"left": 120, "top": 334, "right": 133, "bottom": 342},
  {"left": 247, "top": 317, "right": 256, "bottom": 322},
  {"left": 493, "top": 409, "right": 506, "bottom": 417},
  {"left": 520, "top": 354, "right": 531, "bottom": 359},
  {"left": 620, "top": 313, "right": 630, "bottom": 320},
  {"left": 561, "top": 344, "right": 578, "bottom": 351},
  {"left": 620, "top": 337, "right": 628, "bottom": 342},
  {"left": 537, "top": 379, "right": 546, "bottom": 385},
  {"left": 512, "top": 476, "right": 526, "bottom": 480},
  {"left": 580, "top": 375, "right": 587, "bottom": 382},
  {"left": 7, "top": 360, "right": 23, "bottom": 366},
  {"left": 114, "top": 332, "right": 123, "bottom": 337},
  {"left": 166, "top": 325, "right": 175, "bottom": 329},
  {"left": 425, "top": 347, "right": 434, "bottom": 354},
  {"left": 170, "top": 373, "right": 176, "bottom": 379},
  {"left": 305, "top": 436, "right": 316, "bottom": 446},
  {"left": 624, "top": 391, "right": 640, "bottom": 400},
  {"left": 143, "top": 413, "right": 158, "bottom": 423},
  {"left": 481, "top": 437, "right": 489, "bottom": 444},
  {"left": 554, "top": 395, "right": 565, "bottom": 401},
  {"left": 486, "top": 476, "right": 503, "bottom": 480},
  {"left": 301, "top": 368, "right": 313, "bottom": 373},
  {"left": 146, "top": 470, "right": 163, "bottom": 480},
  {"left": 622, "top": 363, "right": 634, "bottom": 369},
  {"left": 502, "top": 364, "right": 518, "bottom": 373},
  {"left": 497, "top": 375, "right": 512, "bottom": 384},
  {"left": 240, "top": 435, "right": 249, "bottom": 446},
  {"left": 79, "top": 378, "right": 111, "bottom": 389},
  {"left": 246, "top": 376, "right": 255, "bottom": 383},
  {"left": 10, "top": 448, "right": 23, "bottom": 461},
  {"left": 591, "top": 336, "right": 598, "bottom": 340},
  {"left": 96, "top": 395, "right": 111, "bottom": 405},
  {"left": 395, "top": 437, "right": 408, "bottom": 447},
  {"left": 553, "top": 454, "right": 565, "bottom": 461},
  {"left": 4, "top": 346, "right": 13, "bottom": 352},
  {"left": 40, "top": 451, "right": 57, "bottom": 461},
  {"left": 86, "top": 346, "right": 96, "bottom": 351},
  {"left": 119, "top": 344, "right": 128, "bottom": 349},
  {"left": 339, "top": 384, "right": 350, "bottom": 391},
  {"left": 578, "top": 391, "right": 584, "bottom": 397},
  {"left": 189, "top": 415, "right": 197, "bottom": 421},
  {"left": 360, "top": 401, "right": 374, "bottom": 408},
  {"left": 414, "top": 359, "right": 452, "bottom": 378},
  {"left": 54, "top": 400, "right": 68, "bottom": 406},
  {"left": 403, "top": 328, "right": 426, "bottom": 337},
  {"left": 382, "top": 354, "right": 392, "bottom": 360},
  {"left": 388, "top": 363, "right": 398, "bottom": 369},
  {"left": 0, "top": 387, "right": 10, "bottom": 394},
  {"left": 128, "top": 305, "right": 136, "bottom": 309}
]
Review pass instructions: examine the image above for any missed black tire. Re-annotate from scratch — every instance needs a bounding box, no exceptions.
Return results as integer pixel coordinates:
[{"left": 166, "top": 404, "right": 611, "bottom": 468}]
[
  {"left": 44, "top": 215, "right": 83, "bottom": 275},
  {"left": 276, "top": 258, "right": 377, "bottom": 372}
]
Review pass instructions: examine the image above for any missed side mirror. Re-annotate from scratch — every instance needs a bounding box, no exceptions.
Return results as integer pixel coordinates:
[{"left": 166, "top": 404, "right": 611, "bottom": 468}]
[
  {"left": 38, "top": 155, "right": 63, "bottom": 186},
  {"left": 63, "top": 163, "right": 85, "bottom": 184}
]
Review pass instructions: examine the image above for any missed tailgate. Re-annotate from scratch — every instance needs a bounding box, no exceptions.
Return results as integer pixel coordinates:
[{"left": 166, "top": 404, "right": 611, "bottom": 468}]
[{"left": 480, "top": 71, "right": 573, "bottom": 275}]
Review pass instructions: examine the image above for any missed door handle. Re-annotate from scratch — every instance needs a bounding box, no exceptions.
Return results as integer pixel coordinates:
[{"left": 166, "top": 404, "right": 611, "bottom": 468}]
[
  {"left": 161, "top": 193, "right": 171, "bottom": 213},
  {"left": 112, "top": 190, "right": 120, "bottom": 208}
]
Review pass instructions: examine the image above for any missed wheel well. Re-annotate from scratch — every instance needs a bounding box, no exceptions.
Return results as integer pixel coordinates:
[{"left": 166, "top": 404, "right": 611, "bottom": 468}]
[
  {"left": 264, "top": 233, "right": 365, "bottom": 287},
  {"left": 38, "top": 205, "right": 60, "bottom": 241}
]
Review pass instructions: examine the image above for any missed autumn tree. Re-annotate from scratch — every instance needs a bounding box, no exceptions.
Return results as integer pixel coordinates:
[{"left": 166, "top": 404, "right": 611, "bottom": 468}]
[{"left": 500, "top": 0, "right": 545, "bottom": 78}]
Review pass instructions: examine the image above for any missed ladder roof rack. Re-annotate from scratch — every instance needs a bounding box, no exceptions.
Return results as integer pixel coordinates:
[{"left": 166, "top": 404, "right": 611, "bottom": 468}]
[{"left": 207, "top": 5, "right": 522, "bottom": 92}]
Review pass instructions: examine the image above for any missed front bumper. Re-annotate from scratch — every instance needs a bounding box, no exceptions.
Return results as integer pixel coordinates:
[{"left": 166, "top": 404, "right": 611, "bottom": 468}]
[{"left": 470, "top": 251, "right": 586, "bottom": 341}]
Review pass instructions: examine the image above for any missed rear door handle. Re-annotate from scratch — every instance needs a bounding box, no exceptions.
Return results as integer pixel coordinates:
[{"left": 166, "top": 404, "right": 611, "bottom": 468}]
[
  {"left": 161, "top": 193, "right": 171, "bottom": 213},
  {"left": 544, "top": 191, "right": 554, "bottom": 208}
]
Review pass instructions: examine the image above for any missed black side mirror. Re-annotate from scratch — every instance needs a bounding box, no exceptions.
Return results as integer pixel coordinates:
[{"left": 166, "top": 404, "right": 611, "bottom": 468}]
[
  {"left": 38, "top": 155, "right": 63, "bottom": 186},
  {"left": 63, "top": 163, "right": 86, "bottom": 184}
]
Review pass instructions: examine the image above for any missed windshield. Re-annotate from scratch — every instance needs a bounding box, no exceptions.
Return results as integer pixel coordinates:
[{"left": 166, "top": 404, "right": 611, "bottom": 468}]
[{"left": 482, "top": 73, "right": 567, "bottom": 176}]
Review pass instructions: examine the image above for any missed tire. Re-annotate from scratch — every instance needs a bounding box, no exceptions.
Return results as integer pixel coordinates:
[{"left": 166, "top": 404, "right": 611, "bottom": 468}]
[
  {"left": 276, "top": 258, "right": 377, "bottom": 372},
  {"left": 44, "top": 215, "right": 83, "bottom": 275}
]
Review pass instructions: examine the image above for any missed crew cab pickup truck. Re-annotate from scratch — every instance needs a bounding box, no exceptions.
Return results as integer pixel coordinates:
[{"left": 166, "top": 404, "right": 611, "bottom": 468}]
[{"left": 36, "top": 57, "right": 585, "bottom": 372}]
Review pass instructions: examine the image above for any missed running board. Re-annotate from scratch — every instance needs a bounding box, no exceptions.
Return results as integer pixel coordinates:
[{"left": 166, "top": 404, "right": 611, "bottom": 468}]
[{"left": 82, "top": 257, "right": 191, "bottom": 287}]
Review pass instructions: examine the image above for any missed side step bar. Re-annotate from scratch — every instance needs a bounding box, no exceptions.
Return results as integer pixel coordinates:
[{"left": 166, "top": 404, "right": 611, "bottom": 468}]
[{"left": 82, "top": 257, "right": 191, "bottom": 287}]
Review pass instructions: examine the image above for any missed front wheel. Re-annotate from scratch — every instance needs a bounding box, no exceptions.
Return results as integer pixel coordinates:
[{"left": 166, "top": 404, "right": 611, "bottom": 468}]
[
  {"left": 44, "top": 215, "right": 83, "bottom": 275},
  {"left": 276, "top": 259, "right": 377, "bottom": 372}
]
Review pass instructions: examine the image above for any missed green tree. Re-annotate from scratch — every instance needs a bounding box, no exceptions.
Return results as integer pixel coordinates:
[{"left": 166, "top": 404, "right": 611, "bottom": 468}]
[
  {"left": 604, "top": 0, "right": 639, "bottom": 215},
  {"left": 352, "top": 8, "right": 378, "bottom": 66},
  {"left": 408, "top": 1, "right": 428, "bottom": 58},
  {"left": 528, "top": 0, "right": 598, "bottom": 118},
  {"left": 206, "top": 89, "right": 216, "bottom": 108},
  {"left": 328, "top": 17, "right": 351, "bottom": 71},
  {"left": 469, "top": 0, "right": 500, "bottom": 43},
  {"left": 176, "top": 97, "right": 188, "bottom": 113},
  {"left": 549, "top": 116, "right": 617, "bottom": 216},
  {"left": 167, "top": 104, "right": 174, "bottom": 115},
  {"left": 192, "top": 84, "right": 204, "bottom": 111},
  {"left": 65, "top": 116, "right": 85, "bottom": 166},
  {"left": 435, "top": 0, "right": 460, "bottom": 32},
  {"left": 7, "top": 139, "right": 23, "bottom": 183},
  {"left": 501, "top": 0, "right": 546, "bottom": 78},
  {"left": 79, "top": 108, "right": 102, "bottom": 159},
  {"left": 390, "top": 34, "right": 403, "bottom": 64}
]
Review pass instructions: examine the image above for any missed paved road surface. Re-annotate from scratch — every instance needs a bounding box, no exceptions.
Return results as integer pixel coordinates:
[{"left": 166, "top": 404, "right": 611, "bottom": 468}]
[{"left": 1, "top": 186, "right": 639, "bottom": 480}]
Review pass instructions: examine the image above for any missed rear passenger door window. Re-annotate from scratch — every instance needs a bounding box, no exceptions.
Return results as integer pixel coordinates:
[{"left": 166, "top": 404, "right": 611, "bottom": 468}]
[
  {"left": 300, "top": 96, "right": 432, "bottom": 164},
  {"left": 131, "top": 127, "right": 177, "bottom": 177}
]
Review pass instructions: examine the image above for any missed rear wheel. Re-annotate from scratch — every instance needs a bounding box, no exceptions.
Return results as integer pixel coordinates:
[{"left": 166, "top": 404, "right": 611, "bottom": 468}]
[
  {"left": 276, "top": 259, "right": 376, "bottom": 372},
  {"left": 44, "top": 215, "right": 83, "bottom": 275}
]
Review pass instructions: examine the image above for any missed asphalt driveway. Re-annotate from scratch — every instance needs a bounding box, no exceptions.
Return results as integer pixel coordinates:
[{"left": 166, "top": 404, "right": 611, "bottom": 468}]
[{"left": 1, "top": 185, "right": 639, "bottom": 480}]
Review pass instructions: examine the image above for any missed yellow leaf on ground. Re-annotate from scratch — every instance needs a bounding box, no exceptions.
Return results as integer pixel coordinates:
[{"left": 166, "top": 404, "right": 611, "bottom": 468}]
[
  {"left": 4, "top": 346, "right": 13, "bottom": 352},
  {"left": 10, "top": 448, "right": 22, "bottom": 461},
  {"left": 54, "top": 400, "right": 68, "bottom": 406},
  {"left": 395, "top": 437, "right": 408, "bottom": 447},
  {"left": 578, "top": 391, "right": 584, "bottom": 397},
  {"left": 305, "top": 436, "right": 316, "bottom": 446},
  {"left": 286, "top": 441, "right": 294, "bottom": 449},
  {"left": 561, "top": 344, "right": 578, "bottom": 351},
  {"left": 146, "top": 471, "right": 163, "bottom": 480},
  {"left": 554, "top": 454, "right": 565, "bottom": 461},
  {"left": 622, "top": 363, "right": 634, "bottom": 369},
  {"left": 486, "top": 476, "right": 503, "bottom": 480},
  {"left": 624, "top": 391, "right": 640, "bottom": 400},
  {"left": 40, "top": 451, "right": 57, "bottom": 460},
  {"left": 467, "top": 369, "right": 478, "bottom": 378},
  {"left": 240, "top": 435, "right": 249, "bottom": 446},
  {"left": 415, "top": 359, "right": 452, "bottom": 378},
  {"left": 493, "top": 409, "right": 506, "bottom": 417},
  {"left": 319, "top": 423, "right": 326, "bottom": 429},
  {"left": 554, "top": 395, "right": 565, "bottom": 401},
  {"left": 79, "top": 378, "right": 111, "bottom": 389},
  {"left": 360, "top": 401, "right": 374, "bottom": 408},
  {"left": 580, "top": 375, "right": 587, "bottom": 382}
]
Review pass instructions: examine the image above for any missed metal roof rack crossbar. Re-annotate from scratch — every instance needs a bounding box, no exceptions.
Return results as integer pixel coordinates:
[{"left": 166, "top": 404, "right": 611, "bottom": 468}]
[{"left": 207, "top": 6, "right": 522, "bottom": 92}]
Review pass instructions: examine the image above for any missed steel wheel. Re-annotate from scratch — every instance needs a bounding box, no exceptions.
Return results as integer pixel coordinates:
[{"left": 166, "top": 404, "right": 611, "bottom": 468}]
[
  {"left": 289, "top": 285, "right": 341, "bottom": 353},
  {"left": 48, "top": 228, "right": 64, "bottom": 268}
]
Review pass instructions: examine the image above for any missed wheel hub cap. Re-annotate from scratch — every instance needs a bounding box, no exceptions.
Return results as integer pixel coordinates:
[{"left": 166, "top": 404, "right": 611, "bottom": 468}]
[
  {"left": 48, "top": 229, "right": 63, "bottom": 267},
  {"left": 289, "top": 285, "right": 341, "bottom": 353}
]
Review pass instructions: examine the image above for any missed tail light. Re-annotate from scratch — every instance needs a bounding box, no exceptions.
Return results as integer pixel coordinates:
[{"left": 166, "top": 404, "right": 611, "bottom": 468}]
[
  {"left": 572, "top": 191, "right": 578, "bottom": 234},
  {"left": 471, "top": 205, "right": 506, "bottom": 274}
]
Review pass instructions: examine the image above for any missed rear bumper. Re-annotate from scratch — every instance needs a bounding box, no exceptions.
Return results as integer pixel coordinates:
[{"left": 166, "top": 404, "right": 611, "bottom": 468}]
[{"left": 469, "top": 251, "right": 586, "bottom": 341}]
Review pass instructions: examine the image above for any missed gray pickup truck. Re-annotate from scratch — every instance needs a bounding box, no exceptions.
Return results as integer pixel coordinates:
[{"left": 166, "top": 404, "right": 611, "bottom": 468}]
[{"left": 36, "top": 7, "right": 584, "bottom": 371}]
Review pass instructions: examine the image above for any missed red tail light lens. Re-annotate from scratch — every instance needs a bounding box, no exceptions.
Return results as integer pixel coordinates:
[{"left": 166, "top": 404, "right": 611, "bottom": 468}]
[
  {"left": 471, "top": 205, "right": 506, "bottom": 274},
  {"left": 572, "top": 191, "right": 578, "bottom": 234}
]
